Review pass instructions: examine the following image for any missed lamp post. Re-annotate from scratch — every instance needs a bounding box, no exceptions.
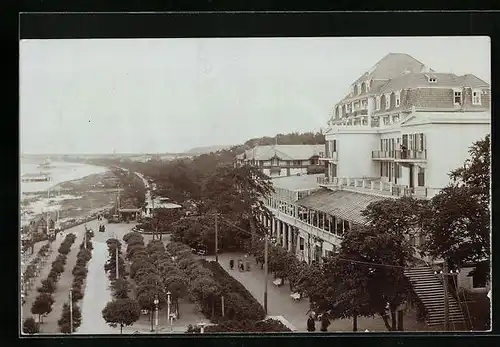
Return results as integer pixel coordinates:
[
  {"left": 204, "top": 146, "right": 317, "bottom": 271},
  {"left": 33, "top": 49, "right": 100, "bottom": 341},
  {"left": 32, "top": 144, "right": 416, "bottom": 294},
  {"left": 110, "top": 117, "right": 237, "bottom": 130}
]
[
  {"left": 166, "top": 291, "right": 171, "bottom": 330},
  {"left": 69, "top": 289, "right": 73, "bottom": 334},
  {"left": 198, "top": 321, "right": 206, "bottom": 334},
  {"left": 153, "top": 296, "right": 159, "bottom": 334}
]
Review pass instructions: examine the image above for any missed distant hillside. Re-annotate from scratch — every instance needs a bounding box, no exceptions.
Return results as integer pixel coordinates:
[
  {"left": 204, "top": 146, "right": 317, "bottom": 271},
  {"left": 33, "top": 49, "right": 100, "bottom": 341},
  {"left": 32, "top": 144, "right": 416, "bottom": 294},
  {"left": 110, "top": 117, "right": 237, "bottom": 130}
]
[{"left": 187, "top": 145, "right": 233, "bottom": 155}]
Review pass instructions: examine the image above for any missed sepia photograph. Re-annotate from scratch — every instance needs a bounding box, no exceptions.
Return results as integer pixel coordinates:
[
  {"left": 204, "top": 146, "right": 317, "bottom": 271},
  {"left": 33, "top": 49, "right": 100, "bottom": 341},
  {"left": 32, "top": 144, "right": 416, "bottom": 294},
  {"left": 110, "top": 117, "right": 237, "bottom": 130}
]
[{"left": 19, "top": 36, "right": 491, "bottom": 335}]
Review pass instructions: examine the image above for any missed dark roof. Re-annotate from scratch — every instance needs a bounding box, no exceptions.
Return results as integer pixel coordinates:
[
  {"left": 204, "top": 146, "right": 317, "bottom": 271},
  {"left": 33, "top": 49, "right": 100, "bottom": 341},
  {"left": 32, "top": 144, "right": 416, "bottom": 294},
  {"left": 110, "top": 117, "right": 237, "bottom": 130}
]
[
  {"left": 353, "top": 53, "right": 426, "bottom": 85},
  {"left": 377, "top": 73, "right": 490, "bottom": 94},
  {"left": 297, "top": 189, "right": 387, "bottom": 225}
]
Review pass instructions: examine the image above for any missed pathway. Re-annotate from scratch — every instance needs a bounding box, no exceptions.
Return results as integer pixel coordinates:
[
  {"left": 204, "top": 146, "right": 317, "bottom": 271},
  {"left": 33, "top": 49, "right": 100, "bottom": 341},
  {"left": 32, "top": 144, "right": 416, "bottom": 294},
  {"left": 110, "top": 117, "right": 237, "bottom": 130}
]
[
  {"left": 208, "top": 252, "right": 430, "bottom": 332},
  {"left": 21, "top": 221, "right": 94, "bottom": 324}
]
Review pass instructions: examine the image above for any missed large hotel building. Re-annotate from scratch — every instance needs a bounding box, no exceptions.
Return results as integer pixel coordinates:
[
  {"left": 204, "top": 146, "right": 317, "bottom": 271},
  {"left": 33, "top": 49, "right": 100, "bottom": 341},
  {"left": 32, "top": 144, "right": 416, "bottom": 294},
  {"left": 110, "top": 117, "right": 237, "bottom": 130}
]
[{"left": 239, "top": 53, "right": 490, "bottom": 328}]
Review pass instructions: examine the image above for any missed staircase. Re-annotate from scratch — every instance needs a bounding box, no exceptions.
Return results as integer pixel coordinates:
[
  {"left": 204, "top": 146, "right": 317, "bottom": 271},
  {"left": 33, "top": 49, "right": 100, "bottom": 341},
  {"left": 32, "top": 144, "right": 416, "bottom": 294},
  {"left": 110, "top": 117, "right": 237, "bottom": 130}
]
[{"left": 404, "top": 265, "right": 466, "bottom": 328}]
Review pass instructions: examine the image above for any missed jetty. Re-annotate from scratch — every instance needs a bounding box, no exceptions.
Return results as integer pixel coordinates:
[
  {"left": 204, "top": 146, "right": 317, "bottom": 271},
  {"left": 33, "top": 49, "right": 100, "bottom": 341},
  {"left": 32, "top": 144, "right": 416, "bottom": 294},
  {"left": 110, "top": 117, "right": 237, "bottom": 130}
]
[{"left": 21, "top": 172, "right": 51, "bottom": 182}]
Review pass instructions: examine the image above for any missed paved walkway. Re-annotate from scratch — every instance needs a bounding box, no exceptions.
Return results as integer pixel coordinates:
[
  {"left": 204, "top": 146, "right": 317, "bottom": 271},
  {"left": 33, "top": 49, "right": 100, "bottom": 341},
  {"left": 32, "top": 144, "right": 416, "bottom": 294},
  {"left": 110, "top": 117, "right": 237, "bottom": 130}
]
[{"left": 207, "top": 252, "right": 430, "bottom": 332}]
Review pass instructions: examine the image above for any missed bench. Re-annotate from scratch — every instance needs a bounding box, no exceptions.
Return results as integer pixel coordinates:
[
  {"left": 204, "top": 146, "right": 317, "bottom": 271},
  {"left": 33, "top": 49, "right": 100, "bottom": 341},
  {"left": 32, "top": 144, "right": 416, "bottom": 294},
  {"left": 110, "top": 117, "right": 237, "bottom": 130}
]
[
  {"left": 273, "top": 278, "right": 283, "bottom": 287},
  {"left": 290, "top": 292, "right": 301, "bottom": 301}
]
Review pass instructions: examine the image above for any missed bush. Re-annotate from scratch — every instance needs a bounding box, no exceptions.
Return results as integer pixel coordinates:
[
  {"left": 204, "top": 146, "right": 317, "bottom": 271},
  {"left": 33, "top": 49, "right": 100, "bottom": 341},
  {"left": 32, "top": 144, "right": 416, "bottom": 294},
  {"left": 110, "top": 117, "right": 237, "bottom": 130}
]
[
  {"left": 22, "top": 317, "right": 39, "bottom": 334},
  {"left": 72, "top": 265, "right": 88, "bottom": 278},
  {"left": 37, "top": 278, "right": 57, "bottom": 294},
  {"left": 200, "top": 260, "right": 265, "bottom": 323}
]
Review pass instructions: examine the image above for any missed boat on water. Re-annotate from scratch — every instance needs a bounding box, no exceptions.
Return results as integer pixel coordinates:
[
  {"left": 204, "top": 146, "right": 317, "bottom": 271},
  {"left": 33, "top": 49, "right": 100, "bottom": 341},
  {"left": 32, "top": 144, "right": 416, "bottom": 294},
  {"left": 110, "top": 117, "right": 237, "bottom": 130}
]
[
  {"left": 37, "top": 159, "right": 54, "bottom": 169},
  {"left": 21, "top": 172, "right": 51, "bottom": 182}
]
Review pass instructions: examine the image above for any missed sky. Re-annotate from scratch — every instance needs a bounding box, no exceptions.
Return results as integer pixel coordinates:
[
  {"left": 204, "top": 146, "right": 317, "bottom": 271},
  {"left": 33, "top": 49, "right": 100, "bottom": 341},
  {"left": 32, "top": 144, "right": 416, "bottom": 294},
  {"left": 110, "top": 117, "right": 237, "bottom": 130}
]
[{"left": 20, "top": 37, "right": 490, "bottom": 154}]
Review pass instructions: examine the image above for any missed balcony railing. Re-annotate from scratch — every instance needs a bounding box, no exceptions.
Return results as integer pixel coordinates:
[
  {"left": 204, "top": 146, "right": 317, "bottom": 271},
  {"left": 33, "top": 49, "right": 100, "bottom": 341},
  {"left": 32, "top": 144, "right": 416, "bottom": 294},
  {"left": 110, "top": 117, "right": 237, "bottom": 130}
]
[
  {"left": 317, "top": 176, "right": 435, "bottom": 199},
  {"left": 395, "top": 150, "right": 427, "bottom": 161},
  {"left": 318, "top": 152, "right": 338, "bottom": 161},
  {"left": 371, "top": 150, "right": 396, "bottom": 159}
]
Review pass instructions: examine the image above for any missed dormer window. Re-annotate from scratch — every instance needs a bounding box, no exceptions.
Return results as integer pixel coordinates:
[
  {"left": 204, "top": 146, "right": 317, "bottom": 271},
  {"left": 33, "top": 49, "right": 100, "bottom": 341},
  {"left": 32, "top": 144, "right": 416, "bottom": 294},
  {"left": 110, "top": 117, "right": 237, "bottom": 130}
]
[
  {"left": 385, "top": 94, "right": 391, "bottom": 109},
  {"left": 376, "top": 96, "right": 381, "bottom": 110},
  {"left": 358, "top": 83, "right": 362, "bottom": 95},
  {"left": 472, "top": 89, "right": 482, "bottom": 105},
  {"left": 395, "top": 91, "right": 401, "bottom": 107},
  {"left": 426, "top": 74, "right": 437, "bottom": 83}
]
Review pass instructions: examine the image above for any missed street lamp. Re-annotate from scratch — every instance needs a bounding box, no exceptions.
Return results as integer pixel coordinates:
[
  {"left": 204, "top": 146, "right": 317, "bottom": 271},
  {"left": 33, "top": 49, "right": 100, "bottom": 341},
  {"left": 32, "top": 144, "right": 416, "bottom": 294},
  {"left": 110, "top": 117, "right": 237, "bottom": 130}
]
[
  {"left": 153, "top": 296, "right": 159, "bottom": 334},
  {"left": 166, "top": 291, "right": 171, "bottom": 330},
  {"left": 198, "top": 320, "right": 207, "bottom": 334}
]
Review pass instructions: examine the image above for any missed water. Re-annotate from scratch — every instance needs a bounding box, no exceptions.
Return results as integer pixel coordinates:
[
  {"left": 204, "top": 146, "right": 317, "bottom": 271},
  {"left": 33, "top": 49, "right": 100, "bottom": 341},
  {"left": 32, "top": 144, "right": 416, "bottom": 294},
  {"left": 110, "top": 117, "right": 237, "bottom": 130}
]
[{"left": 20, "top": 160, "right": 108, "bottom": 226}]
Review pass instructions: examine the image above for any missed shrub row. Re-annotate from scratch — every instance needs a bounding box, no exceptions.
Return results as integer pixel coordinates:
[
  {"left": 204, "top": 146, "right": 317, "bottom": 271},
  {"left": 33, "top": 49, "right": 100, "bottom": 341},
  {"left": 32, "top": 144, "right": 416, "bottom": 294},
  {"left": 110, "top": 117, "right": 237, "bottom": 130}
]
[
  {"left": 30, "top": 233, "right": 76, "bottom": 326},
  {"left": 123, "top": 233, "right": 189, "bottom": 326},
  {"left": 186, "top": 318, "right": 291, "bottom": 333},
  {"left": 22, "top": 242, "right": 52, "bottom": 297},
  {"left": 58, "top": 233, "right": 77, "bottom": 255},
  {"left": 166, "top": 242, "right": 266, "bottom": 324},
  {"left": 105, "top": 237, "right": 129, "bottom": 298},
  {"left": 58, "top": 230, "right": 93, "bottom": 333}
]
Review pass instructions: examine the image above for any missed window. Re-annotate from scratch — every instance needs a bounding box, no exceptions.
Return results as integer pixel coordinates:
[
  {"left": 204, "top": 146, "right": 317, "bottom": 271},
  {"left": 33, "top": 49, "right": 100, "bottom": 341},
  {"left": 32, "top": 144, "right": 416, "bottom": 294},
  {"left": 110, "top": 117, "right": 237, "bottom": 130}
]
[
  {"left": 393, "top": 115, "right": 399, "bottom": 123},
  {"left": 395, "top": 91, "right": 401, "bottom": 107},
  {"left": 426, "top": 74, "right": 437, "bottom": 83},
  {"left": 383, "top": 116, "right": 390, "bottom": 125},
  {"left": 376, "top": 97, "right": 381, "bottom": 110},
  {"left": 358, "top": 84, "right": 362, "bottom": 95},
  {"left": 454, "top": 90, "right": 462, "bottom": 105},
  {"left": 417, "top": 167, "right": 425, "bottom": 187},
  {"left": 332, "top": 140, "right": 337, "bottom": 152},
  {"left": 472, "top": 90, "right": 482, "bottom": 105},
  {"left": 385, "top": 94, "right": 391, "bottom": 109}
]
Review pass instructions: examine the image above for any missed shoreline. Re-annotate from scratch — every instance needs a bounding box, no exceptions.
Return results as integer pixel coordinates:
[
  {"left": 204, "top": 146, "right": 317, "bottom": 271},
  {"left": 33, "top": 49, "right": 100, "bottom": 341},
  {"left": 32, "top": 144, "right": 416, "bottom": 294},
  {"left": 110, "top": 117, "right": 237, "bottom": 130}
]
[{"left": 21, "top": 169, "right": 121, "bottom": 230}]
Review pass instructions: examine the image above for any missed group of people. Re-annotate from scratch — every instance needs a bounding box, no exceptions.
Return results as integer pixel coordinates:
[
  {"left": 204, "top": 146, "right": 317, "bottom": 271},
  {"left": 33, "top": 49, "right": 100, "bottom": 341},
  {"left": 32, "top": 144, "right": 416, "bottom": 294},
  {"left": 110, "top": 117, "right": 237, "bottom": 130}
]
[
  {"left": 229, "top": 257, "right": 251, "bottom": 272},
  {"left": 307, "top": 312, "right": 331, "bottom": 332}
]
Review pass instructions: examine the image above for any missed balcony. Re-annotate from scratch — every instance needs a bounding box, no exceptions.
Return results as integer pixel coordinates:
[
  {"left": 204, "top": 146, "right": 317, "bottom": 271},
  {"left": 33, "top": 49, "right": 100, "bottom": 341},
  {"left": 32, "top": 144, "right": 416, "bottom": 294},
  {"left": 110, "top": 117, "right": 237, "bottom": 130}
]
[
  {"left": 395, "top": 150, "right": 427, "bottom": 161},
  {"left": 318, "top": 152, "right": 338, "bottom": 162},
  {"left": 317, "top": 176, "right": 437, "bottom": 199},
  {"left": 371, "top": 150, "right": 396, "bottom": 160}
]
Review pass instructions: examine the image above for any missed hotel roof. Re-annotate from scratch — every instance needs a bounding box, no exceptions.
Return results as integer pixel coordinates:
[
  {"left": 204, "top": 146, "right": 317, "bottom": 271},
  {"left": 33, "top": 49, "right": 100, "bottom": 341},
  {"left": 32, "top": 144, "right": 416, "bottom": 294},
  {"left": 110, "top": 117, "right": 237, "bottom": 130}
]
[
  {"left": 297, "top": 189, "right": 387, "bottom": 225},
  {"left": 271, "top": 174, "right": 322, "bottom": 191}
]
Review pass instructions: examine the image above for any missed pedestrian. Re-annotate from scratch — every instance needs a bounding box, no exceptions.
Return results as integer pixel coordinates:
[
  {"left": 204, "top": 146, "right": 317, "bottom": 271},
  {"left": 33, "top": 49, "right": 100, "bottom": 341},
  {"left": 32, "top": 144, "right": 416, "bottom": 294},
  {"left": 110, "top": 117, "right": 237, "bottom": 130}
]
[
  {"left": 229, "top": 259, "right": 234, "bottom": 270},
  {"left": 307, "top": 313, "right": 316, "bottom": 332},
  {"left": 320, "top": 313, "right": 330, "bottom": 332}
]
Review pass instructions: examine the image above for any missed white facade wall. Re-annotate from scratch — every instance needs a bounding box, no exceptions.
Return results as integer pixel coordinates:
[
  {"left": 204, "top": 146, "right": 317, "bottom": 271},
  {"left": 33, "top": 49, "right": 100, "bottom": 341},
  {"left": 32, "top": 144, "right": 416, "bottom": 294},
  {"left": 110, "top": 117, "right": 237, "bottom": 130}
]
[
  {"left": 425, "top": 122, "right": 490, "bottom": 191},
  {"left": 335, "top": 132, "right": 379, "bottom": 178}
]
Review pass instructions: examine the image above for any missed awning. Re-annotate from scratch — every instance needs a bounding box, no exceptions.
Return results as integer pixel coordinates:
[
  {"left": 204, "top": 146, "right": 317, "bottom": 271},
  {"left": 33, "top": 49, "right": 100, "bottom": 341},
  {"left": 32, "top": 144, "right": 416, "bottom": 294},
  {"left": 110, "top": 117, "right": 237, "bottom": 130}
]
[{"left": 297, "top": 189, "right": 388, "bottom": 225}]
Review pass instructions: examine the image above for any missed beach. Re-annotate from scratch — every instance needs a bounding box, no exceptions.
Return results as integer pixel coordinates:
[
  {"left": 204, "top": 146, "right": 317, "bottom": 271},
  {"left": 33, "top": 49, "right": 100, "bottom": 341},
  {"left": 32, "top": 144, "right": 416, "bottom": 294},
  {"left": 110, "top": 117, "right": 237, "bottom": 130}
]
[{"left": 20, "top": 160, "right": 118, "bottom": 227}]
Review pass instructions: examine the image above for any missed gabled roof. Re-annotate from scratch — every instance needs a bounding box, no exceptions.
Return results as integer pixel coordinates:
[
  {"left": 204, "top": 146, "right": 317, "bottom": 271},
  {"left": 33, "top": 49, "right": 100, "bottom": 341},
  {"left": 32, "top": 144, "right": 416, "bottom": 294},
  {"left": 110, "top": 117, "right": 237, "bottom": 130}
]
[{"left": 243, "top": 145, "right": 324, "bottom": 161}]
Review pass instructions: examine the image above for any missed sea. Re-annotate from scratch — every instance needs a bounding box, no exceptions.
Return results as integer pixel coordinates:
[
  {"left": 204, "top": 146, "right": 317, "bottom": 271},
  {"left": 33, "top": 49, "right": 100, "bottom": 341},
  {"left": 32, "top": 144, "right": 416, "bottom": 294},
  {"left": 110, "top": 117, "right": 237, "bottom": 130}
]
[{"left": 20, "top": 160, "right": 107, "bottom": 226}]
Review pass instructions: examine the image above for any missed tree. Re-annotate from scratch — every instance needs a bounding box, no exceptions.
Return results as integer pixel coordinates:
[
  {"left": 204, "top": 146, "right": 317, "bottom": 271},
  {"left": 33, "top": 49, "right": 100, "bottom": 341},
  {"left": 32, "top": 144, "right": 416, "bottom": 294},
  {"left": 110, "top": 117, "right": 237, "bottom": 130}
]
[
  {"left": 102, "top": 299, "right": 141, "bottom": 334},
  {"left": 31, "top": 293, "right": 54, "bottom": 323},
  {"left": 162, "top": 273, "right": 189, "bottom": 318},
  {"left": 203, "top": 164, "right": 274, "bottom": 249},
  {"left": 22, "top": 317, "right": 39, "bottom": 334},
  {"left": 58, "top": 302, "right": 82, "bottom": 333},
  {"left": 421, "top": 135, "right": 491, "bottom": 274},
  {"left": 37, "top": 278, "right": 57, "bottom": 294},
  {"left": 310, "top": 225, "right": 417, "bottom": 332}
]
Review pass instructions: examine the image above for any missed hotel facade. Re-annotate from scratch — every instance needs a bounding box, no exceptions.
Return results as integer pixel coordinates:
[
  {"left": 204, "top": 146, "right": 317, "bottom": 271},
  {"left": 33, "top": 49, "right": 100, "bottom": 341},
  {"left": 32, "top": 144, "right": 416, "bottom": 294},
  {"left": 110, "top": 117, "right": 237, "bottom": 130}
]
[{"left": 252, "top": 53, "right": 490, "bottom": 327}]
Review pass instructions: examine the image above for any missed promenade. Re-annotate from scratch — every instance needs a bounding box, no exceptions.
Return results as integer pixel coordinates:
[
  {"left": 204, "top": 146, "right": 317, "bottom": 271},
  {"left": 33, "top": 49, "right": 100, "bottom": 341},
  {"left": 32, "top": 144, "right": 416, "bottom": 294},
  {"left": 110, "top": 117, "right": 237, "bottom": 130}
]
[{"left": 207, "top": 252, "right": 431, "bottom": 332}]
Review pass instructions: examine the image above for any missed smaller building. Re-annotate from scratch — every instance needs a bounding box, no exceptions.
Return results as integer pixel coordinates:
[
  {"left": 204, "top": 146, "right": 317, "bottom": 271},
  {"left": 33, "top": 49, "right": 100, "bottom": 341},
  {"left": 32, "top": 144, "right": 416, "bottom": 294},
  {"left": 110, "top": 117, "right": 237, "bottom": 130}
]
[
  {"left": 143, "top": 197, "right": 182, "bottom": 218},
  {"left": 118, "top": 208, "right": 142, "bottom": 222},
  {"left": 235, "top": 144, "right": 325, "bottom": 177}
]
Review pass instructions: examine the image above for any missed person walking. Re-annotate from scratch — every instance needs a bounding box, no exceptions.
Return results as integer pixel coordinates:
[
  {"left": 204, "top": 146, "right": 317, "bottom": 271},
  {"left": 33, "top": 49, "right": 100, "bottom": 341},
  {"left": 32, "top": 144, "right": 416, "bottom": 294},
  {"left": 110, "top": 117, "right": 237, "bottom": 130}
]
[
  {"left": 229, "top": 259, "right": 234, "bottom": 270},
  {"left": 307, "top": 313, "right": 316, "bottom": 332},
  {"left": 320, "top": 312, "right": 331, "bottom": 332}
]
